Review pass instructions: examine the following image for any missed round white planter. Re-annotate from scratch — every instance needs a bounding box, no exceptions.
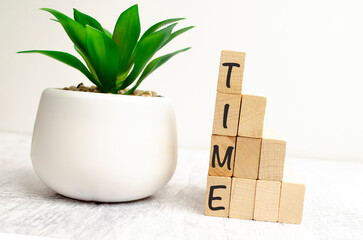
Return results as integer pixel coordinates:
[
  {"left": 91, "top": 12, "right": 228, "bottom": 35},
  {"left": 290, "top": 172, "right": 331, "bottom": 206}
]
[{"left": 31, "top": 88, "right": 177, "bottom": 202}]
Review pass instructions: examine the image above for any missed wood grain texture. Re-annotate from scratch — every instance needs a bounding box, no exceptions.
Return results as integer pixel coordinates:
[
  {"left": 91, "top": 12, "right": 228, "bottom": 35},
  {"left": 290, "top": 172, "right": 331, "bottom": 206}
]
[
  {"left": 212, "top": 93, "right": 242, "bottom": 136},
  {"left": 253, "top": 180, "right": 281, "bottom": 222},
  {"left": 258, "top": 135, "right": 286, "bottom": 181},
  {"left": 229, "top": 178, "right": 256, "bottom": 220},
  {"left": 208, "top": 135, "right": 236, "bottom": 177},
  {"left": 217, "top": 50, "right": 246, "bottom": 95},
  {"left": 238, "top": 94, "right": 266, "bottom": 138},
  {"left": 278, "top": 182, "right": 305, "bottom": 224},
  {"left": 233, "top": 136, "right": 261, "bottom": 179},
  {"left": 205, "top": 176, "right": 232, "bottom": 218}
]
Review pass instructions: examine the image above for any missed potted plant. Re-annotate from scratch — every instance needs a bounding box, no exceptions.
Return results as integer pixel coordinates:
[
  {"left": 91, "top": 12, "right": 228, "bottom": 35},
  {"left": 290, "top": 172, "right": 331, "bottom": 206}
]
[{"left": 18, "top": 4, "right": 193, "bottom": 202}]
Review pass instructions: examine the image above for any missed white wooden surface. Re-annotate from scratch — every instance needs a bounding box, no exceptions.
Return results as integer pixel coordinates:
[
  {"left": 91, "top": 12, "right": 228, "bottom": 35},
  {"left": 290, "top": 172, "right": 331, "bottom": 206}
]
[{"left": 0, "top": 132, "right": 363, "bottom": 240}]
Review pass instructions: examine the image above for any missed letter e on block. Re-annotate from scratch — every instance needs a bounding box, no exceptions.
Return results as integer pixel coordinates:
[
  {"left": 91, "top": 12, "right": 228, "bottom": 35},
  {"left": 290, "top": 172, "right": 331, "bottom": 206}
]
[
  {"left": 212, "top": 93, "right": 242, "bottom": 136},
  {"left": 217, "top": 50, "right": 246, "bottom": 94},
  {"left": 208, "top": 135, "right": 236, "bottom": 177},
  {"left": 205, "top": 176, "right": 232, "bottom": 217}
]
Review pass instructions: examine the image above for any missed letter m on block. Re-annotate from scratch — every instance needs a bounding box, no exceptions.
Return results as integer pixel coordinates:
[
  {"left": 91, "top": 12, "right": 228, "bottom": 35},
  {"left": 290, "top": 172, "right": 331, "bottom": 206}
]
[{"left": 211, "top": 145, "right": 234, "bottom": 170}]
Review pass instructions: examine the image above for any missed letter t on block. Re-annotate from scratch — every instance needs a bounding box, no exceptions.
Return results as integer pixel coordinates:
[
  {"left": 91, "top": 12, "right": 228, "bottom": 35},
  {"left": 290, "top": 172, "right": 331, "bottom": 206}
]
[
  {"left": 217, "top": 50, "right": 246, "bottom": 94},
  {"left": 205, "top": 176, "right": 232, "bottom": 217}
]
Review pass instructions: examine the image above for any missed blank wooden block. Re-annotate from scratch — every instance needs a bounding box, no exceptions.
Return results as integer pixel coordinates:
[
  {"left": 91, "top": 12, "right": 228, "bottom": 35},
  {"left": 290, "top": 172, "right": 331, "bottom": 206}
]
[
  {"left": 208, "top": 135, "right": 236, "bottom": 177},
  {"left": 253, "top": 180, "right": 281, "bottom": 222},
  {"left": 238, "top": 94, "right": 266, "bottom": 138},
  {"left": 212, "top": 93, "right": 242, "bottom": 136},
  {"left": 229, "top": 178, "right": 256, "bottom": 220},
  {"left": 205, "top": 176, "right": 232, "bottom": 217},
  {"left": 278, "top": 183, "right": 305, "bottom": 224},
  {"left": 217, "top": 50, "right": 246, "bottom": 94},
  {"left": 233, "top": 136, "right": 261, "bottom": 179},
  {"left": 258, "top": 131, "right": 286, "bottom": 181}
]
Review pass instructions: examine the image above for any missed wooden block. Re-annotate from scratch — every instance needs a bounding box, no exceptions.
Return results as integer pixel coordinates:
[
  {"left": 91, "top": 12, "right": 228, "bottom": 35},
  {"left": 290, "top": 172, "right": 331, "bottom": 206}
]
[
  {"left": 208, "top": 135, "right": 236, "bottom": 177},
  {"left": 233, "top": 136, "right": 261, "bottom": 179},
  {"left": 205, "top": 176, "right": 232, "bottom": 217},
  {"left": 253, "top": 180, "right": 281, "bottom": 222},
  {"left": 212, "top": 93, "right": 242, "bottom": 136},
  {"left": 258, "top": 131, "right": 286, "bottom": 181},
  {"left": 278, "top": 182, "right": 305, "bottom": 224},
  {"left": 238, "top": 94, "right": 267, "bottom": 138},
  {"left": 217, "top": 50, "right": 246, "bottom": 94},
  {"left": 229, "top": 178, "right": 256, "bottom": 220}
]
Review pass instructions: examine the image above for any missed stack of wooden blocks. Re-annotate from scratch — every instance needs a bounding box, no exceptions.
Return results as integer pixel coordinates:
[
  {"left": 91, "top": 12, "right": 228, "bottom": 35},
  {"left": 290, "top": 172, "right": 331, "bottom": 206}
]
[{"left": 205, "top": 50, "right": 305, "bottom": 224}]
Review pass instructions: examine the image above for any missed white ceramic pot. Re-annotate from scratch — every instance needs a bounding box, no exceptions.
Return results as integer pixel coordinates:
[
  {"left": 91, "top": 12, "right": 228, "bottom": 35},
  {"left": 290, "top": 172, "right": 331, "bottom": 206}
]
[{"left": 31, "top": 88, "right": 177, "bottom": 202}]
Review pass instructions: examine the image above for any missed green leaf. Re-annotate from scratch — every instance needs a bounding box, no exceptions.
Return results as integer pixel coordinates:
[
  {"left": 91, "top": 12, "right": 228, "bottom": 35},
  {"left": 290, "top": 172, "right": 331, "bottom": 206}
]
[
  {"left": 74, "top": 46, "right": 102, "bottom": 87},
  {"left": 140, "top": 18, "right": 184, "bottom": 41},
  {"left": 103, "top": 28, "right": 112, "bottom": 38},
  {"left": 41, "top": 8, "right": 87, "bottom": 53},
  {"left": 125, "top": 47, "right": 191, "bottom": 95},
  {"left": 118, "top": 23, "right": 176, "bottom": 90},
  {"left": 112, "top": 4, "right": 140, "bottom": 74},
  {"left": 160, "top": 26, "right": 195, "bottom": 48},
  {"left": 86, "top": 25, "right": 119, "bottom": 93},
  {"left": 17, "top": 50, "right": 98, "bottom": 86},
  {"left": 73, "top": 8, "right": 104, "bottom": 33},
  {"left": 125, "top": 18, "right": 184, "bottom": 69}
]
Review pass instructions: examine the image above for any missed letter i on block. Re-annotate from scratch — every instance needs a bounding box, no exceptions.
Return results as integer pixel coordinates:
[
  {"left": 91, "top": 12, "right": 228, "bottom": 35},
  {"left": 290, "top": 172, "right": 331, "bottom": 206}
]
[
  {"left": 217, "top": 50, "right": 246, "bottom": 94},
  {"left": 212, "top": 93, "right": 242, "bottom": 136},
  {"left": 205, "top": 176, "right": 232, "bottom": 217},
  {"left": 208, "top": 135, "right": 236, "bottom": 176}
]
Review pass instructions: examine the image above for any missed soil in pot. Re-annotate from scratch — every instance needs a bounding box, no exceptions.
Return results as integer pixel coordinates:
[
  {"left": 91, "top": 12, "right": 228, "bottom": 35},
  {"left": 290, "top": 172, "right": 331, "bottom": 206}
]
[{"left": 63, "top": 83, "right": 159, "bottom": 97}]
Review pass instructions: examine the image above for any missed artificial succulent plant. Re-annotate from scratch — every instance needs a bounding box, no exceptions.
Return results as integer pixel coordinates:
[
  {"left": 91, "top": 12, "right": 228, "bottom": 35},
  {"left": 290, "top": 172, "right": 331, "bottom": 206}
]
[{"left": 18, "top": 4, "right": 193, "bottom": 94}]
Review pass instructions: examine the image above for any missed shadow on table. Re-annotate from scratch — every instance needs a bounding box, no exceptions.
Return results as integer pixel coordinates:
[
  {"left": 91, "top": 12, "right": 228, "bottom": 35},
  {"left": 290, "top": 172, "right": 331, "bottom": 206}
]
[
  {"left": 9, "top": 167, "right": 205, "bottom": 214},
  {"left": 4, "top": 166, "right": 57, "bottom": 198},
  {"left": 157, "top": 183, "right": 206, "bottom": 215},
  {"left": 8, "top": 169, "right": 153, "bottom": 205}
]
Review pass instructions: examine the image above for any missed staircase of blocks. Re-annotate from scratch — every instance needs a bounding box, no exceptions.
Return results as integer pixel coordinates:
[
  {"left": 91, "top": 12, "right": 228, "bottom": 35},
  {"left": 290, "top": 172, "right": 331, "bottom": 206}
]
[{"left": 204, "top": 50, "right": 306, "bottom": 224}]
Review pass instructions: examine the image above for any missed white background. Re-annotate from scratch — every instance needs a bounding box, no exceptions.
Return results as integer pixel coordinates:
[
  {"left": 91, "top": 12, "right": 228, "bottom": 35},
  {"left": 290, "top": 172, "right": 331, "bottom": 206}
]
[{"left": 1, "top": 0, "right": 362, "bottom": 161}]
